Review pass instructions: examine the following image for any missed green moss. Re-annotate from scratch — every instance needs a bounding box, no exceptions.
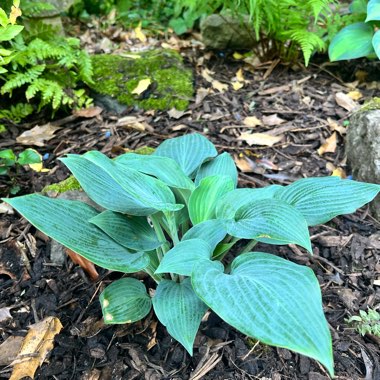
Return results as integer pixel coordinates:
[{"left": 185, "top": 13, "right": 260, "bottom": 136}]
[
  {"left": 42, "top": 176, "right": 81, "bottom": 194},
  {"left": 359, "top": 97, "right": 380, "bottom": 112},
  {"left": 89, "top": 50, "right": 193, "bottom": 111}
]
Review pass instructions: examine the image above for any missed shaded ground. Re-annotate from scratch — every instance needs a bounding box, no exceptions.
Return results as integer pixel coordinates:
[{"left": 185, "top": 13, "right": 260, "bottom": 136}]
[{"left": 1, "top": 30, "right": 380, "bottom": 379}]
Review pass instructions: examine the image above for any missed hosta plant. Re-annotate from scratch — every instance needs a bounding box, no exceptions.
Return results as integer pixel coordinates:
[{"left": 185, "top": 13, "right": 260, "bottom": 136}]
[
  {"left": 329, "top": 0, "right": 380, "bottom": 61},
  {"left": 3, "top": 134, "right": 380, "bottom": 377}
]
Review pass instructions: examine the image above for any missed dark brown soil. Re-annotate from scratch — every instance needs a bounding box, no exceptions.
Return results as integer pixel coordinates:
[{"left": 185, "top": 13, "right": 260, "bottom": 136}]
[{"left": 1, "top": 37, "right": 380, "bottom": 380}]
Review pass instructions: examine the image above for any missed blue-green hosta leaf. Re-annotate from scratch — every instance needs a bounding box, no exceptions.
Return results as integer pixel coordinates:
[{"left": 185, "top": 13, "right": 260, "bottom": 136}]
[
  {"left": 61, "top": 152, "right": 182, "bottom": 215},
  {"left": 155, "top": 239, "right": 212, "bottom": 276},
  {"left": 225, "top": 199, "right": 312, "bottom": 252},
  {"left": 152, "top": 278, "right": 208, "bottom": 355},
  {"left": 182, "top": 219, "right": 227, "bottom": 251},
  {"left": 189, "top": 175, "right": 235, "bottom": 225},
  {"left": 100, "top": 278, "right": 152, "bottom": 324},
  {"left": 274, "top": 176, "right": 380, "bottom": 226},
  {"left": 195, "top": 152, "right": 238, "bottom": 187},
  {"left": 3, "top": 194, "right": 149, "bottom": 272},
  {"left": 115, "top": 153, "right": 195, "bottom": 191},
  {"left": 372, "top": 30, "right": 380, "bottom": 58},
  {"left": 328, "top": 23, "right": 375, "bottom": 61},
  {"left": 366, "top": 0, "right": 380, "bottom": 21},
  {"left": 153, "top": 133, "right": 217, "bottom": 177},
  {"left": 191, "top": 253, "right": 334, "bottom": 377},
  {"left": 216, "top": 185, "right": 283, "bottom": 220},
  {"left": 89, "top": 210, "right": 162, "bottom": 251}
]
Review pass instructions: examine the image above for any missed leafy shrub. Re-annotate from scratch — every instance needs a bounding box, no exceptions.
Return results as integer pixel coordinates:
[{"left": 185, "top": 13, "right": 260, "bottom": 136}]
[
  {"left": 346, "top": 308, "right": 380, "bottom": 337},
  {"left": 329, "top": 0, "right": 380, "bottom": 61},
  {"left": 4, "top": 134, "right": 380, "bottom": 376}
]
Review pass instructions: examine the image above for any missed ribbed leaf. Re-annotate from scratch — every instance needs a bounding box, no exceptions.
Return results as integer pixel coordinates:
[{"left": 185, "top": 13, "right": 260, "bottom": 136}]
[
  {"left": 89, "top": 210, "right": 162, "bottom": 251},
  {"left": 328, "top": 23, "right": 374, "bottom": 61},
  {"left": 115, "top": 153, "right": 195, "bottom": 191},
  {"left": 225, "top": 199, "right": 312, "bottom": 252},
  {"left": 366, "top": 0, "right": 380, "bottom": 21},
  {"left": 152, "top": 278, "right": 208, "bottom": 355},
  {"left": 155, "top": 239, "right": 212, "bottom": 276},
  {"left": 182, "top": 219, "right": 227, "bottom": 251},
  {"left": 100, "top": 278, "right": 152, "bottom": 324},
  {"left": 3, "top": 194, "right": 149, "bottom": 272},
  {"left": 61, "top": 152, "right": 182, "bottom": 215},
  {"left": 216, "top": 186, "right": 283, "bottom": 220},
  {"left": 274, "top": 177, "right": 380, "bottom": 226},
  {"left": 153, "top": 133, "right": 217, "bottom": 177},
  {"left": 372, "top": 30, "right": 380, "bottom": 59},
  {"left": 189, "top": 175, "right": 235, "bottom": 225},
  {"left": 195, "top": 152, "right": 238, "bottom": 187},
  {"left": 0, "top": 25, "right": 24, "bottom": 42},
  {"left": 191, "top": 253, "right": 334, "bottom": 377}
]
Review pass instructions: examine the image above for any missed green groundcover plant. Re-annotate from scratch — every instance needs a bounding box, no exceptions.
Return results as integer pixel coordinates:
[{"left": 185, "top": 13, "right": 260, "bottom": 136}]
[{"left": 3, "top": 134, "right": 380, "bottom": 377}]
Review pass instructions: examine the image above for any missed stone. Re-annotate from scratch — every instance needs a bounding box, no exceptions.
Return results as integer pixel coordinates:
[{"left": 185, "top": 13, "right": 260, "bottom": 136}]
[
  {"left": 89, "top": 49, "right": 193, "bottom": 112},
  {"left": 200, "top": 13, "right": 256, "bottom": 50},
  {"left": 346, "top": 100, "right": 380, "bottom": 219}
]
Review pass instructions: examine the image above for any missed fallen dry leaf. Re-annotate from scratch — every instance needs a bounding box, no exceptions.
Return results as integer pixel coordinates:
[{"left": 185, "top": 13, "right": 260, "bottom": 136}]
[
  {"left": 236, "top": 68, "right": 245, "bottom": 82},
  {"left": 327, "top": 117, "right": 346, "bottom": 135},
  {"left": 335, "top": 92, "right": 358, "bottom": 112},
  {"left": 131, "top": 78, "right": 151, "bottom": 95},
  {"left": 233, "top": 52, "right": 244, "bottom": 60},
  {"left": 243, "top": 116, "right": 262, "bottom": 127},
  {"left": 167, "top": 108, "right": 186, "bottom": 119},
  {"left": 195, "top": 87, "right": 211, "bottom": 104},
  {"left": 0, "top": 307, "right": 12, "bottom": 323},
  {"left": 16, "top": 124, "right": 61, "bottom": 147},
  {"left": 29, "top": 162, "right": 49, "bottom": 173},
  {"left": 66, "top": 248, "right": 99, "bottom": 281},
  {"left": 116, "top": 116, "right": 154, "bottom": 132},
  {"left": 232, "top": 81, "right": 244, "bottom": 91},
  {"left": 212, "top": 80, "right": 228, "bottom": 93},
  {"left": 201, "top": 68, "right": 215, "bottom": 83},
  {"left": 134, "top": 22, "right": 147, "bottom": 43},
  {"left": 262, "top": 114, "right": 286, "bottom": 126},
  {"left": 318, "top": 132, "right": 338, "bottom": 155},
  {"left": 239, "top": 132, "right": 283, "bottom": 146},
  {"left": 73, "top": 106, "right": 103, "bottom": 118},
  {"left": 0, "top": 336, "right": 24, "bottom": 367},
  {"left": 10, "top": 317, "right": 63, "bottom": 380},
  {"left": 0, "top": 202, "right": 14, "bottom": 214},
  {"left": 331, "top": 167, "right": 346, "bottom": 178},
  {"left": 347, "top": 90, "right": 363, "bottom": 100},
  {"left": 234, "top": 155, "right": 256, "bottom": 172}
]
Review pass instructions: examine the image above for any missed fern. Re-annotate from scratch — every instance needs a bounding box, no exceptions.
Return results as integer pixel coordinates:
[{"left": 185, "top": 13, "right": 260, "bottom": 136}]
[
  {"left": 0, "top": 103, "right": 33, "bottom": 122},
  {"left": 1, "top": 64, "right": 45, "bottom": 94}
]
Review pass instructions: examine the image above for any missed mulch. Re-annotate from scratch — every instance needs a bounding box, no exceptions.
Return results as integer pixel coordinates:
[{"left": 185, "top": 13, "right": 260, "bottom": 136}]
[{"left": 1, "top": 27, "right": 380, "bottom": 380}]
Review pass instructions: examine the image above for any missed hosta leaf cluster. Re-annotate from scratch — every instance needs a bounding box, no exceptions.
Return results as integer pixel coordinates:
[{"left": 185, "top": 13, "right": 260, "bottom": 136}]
[{"left": 4, "top": 134, "right": 380, "bottom": 377}]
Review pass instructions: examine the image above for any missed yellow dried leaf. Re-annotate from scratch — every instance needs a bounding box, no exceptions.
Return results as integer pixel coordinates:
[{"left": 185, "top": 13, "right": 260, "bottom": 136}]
[
  {"left": 318, "top": 132, "right": 337, "bottom": 155},
  {"left": 10, "top": 317, "right": 63, "bottom": 380},
  {"left": 335, "top": 92, "right": 358, "bottom": 111},
  {"left": 134, "top": 22, "right": 147, "bottom": 42},
  {"left": 234, "top": 155, "right": 255, "bottom": 172},
  {"left": 212, "top": 80, "right": 228, "bottom": 93},
  {"left": 347, "top": 90, "right": 362, "bottom": 100},
  {"left": 233, "top": 52, "right": 244, "bottom": 60},
  {"left": 236, "top": 68, "right": 245, "bottom": 82},
  {"left": 201, "top": 68, "right": 214, "bottom": 83},
  {"left": 131, "top": 78, "right": 151, "bottom": 95},
  {"left": 29, "top": 162, "right": 49, "bottom": 173},
  {"left": 238, "top": 132, "right": 283, "bottom": 146},
  {"left": 232, "top": 81, "right": 244, "bottom": 91},
  {"left": 9, "top": 5, "right": 22, "bottom": 24},
  {"left": 262, "top": 114, "right": 286, "bottom": 126},
  {"left": 243, "top": 116, "right": 262, "bottom": 127},
  {"left": 331, "top": 167, "right": 346, "bottom": 178},
  {"left": 327, "top": 117, "right": 346, "bottom": 135}
]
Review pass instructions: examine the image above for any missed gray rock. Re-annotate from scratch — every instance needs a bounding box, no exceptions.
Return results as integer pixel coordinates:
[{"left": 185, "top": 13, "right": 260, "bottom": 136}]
[
  {"left": 200, "top": 13, "right": 256, "bottom": 50},
  {"left": 346, "top": 108, "right": 380, "bottom": 219}
]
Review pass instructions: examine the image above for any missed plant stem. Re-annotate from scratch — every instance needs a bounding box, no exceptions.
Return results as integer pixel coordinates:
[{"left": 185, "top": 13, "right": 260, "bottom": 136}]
[
  {"left": 144, "top": 267, "right": 161, "bottom": 284},
  {"left": 241, "top": 239, "right": 258, "bottom": 253},
  {"left": 164, "top": 211, "right": 179, "bottom": 245},
  {"left": 150, "top": 213, "right": 170, "bottom": 259}
]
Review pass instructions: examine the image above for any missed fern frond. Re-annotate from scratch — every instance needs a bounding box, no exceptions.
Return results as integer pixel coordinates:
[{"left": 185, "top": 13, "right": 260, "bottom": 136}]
[
  {"left": 0, "top": 103, "right": 33, "bottom": 122},
  {"left": 1, "top": 64, "right": 45, "bottom": 94},
  {"left": 25, "top": 78, "right": 64, "bottom": 109},
  {"left": 76, "top": 50, "right": 93, "bottom": 84}
]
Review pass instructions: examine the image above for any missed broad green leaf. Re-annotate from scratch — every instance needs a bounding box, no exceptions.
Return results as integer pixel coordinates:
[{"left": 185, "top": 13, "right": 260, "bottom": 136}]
[
  {"left": 61, "top": 152, "right": 182, "bottom": 215},
  {"left": 0, "top": 149, "right": 16, "bottom": 166},
  {"left": 89, "top": 210, "right": 162, "bottom": 251},
  {"left": 195, "top": 152, "right": 238, "bottom": 188},
  {"left": 274, "top": 177, "right": 380, "bottom": 226},
  {"left": 155, "top": 239, "right": 212, "bottom": 276},
  {"left": 366, "top": 0, "right": 380, "bottom": 21},
  {"left": 100, "top": 278, "right": 152, "bottom": 324},
  {"left": 189, "top": 175, "right": 235, "bottom": 225},
  {"left": 225, "top": 199, "right": 312, "bottom": 252},
  {"left": 152, "top": 278, "right": 208, "bottom": 355},
  {"left": 350, "top": 0, "right": 368, "bottom": 13},
  {"left": 212, "top": 240, "right": 238, "bottom": 260},
  {"left": 328, "top": 23, "right": 374, "bottom": 61},
  {"left": 372, "top": 29, "right": 380, "bottom": 58},
  {"left": 0, "top": 9, "right": 8, "bottom": 28},
  {"left": 153, "top": 133, "right": 217, "bottom": 177},
  {"left": 191, "top": 253, "right": 334, "bottom": 376},
  {"left": 0, "top": 25, "right": 23, "bottom": 42},
  {"left": 115, "top": 153, "right": 195, "bottom": 191},
  {"left": 216, "top": 186, "right": 283, "bottom": 220},
  {"left": 182, "top": 219, "right": 227, "bottom": 251},
  {"left": 0, "top": 48, "right": 12, "bottom": 56},
  {"left": 3, "top": 194, "right": 149, "bottom": 272},
  {"left": 17, "top": 149, "right": 41, "bottom": 165}
]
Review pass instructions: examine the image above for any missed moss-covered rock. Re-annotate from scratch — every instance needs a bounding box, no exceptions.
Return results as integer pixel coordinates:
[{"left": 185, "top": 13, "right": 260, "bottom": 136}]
[
  {"left": 89, "top": 50, "right": 193, "bottom": 111},
  {"left": 359, "top": 97, "right": 380, "bottom": 112}
]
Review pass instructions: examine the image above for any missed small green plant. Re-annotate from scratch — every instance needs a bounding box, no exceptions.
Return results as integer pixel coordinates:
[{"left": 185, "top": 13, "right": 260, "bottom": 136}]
[
  {"left": 329, "top": 0, "right": 380, "bottom": 61},
  {"left": 3, "top": 134, "right": 380, "bottom": 377},
  {"left": 346, "top": 308, "right": 380, "bottom": 337},
  {"left": 0, "top": 147, "right": 42, "bottom": 193}
]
